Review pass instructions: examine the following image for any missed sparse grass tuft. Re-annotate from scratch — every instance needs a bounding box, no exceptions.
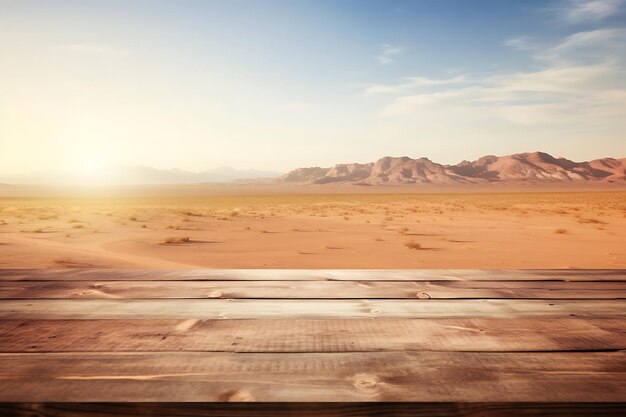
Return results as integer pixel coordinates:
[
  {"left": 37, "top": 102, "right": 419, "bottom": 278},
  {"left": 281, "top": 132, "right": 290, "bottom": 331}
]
[
  {"left": 21, "top": 228, "right": 45, "bottom": 233},
  {"left": 180, "top": 210, "right": 202, "bottom": 217},
  {"left": 38, "top": 214, "right": 58, "bottom": 220},
  {"left": 577, "top": 218, "right": 606, "bottom": 225},
  {"left": 405, "top": 240, "right": 425, "bottom": 250},
  {"left": 159, "top": 236, "right": 191, "bottom": 245}
]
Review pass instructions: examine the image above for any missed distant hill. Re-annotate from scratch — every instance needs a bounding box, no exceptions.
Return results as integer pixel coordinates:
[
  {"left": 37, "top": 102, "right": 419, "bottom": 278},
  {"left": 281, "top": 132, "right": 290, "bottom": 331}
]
[
  {"left": 0, "top": 166, "right": 281, "bottom": 185},
  {"left": 4, "top": 152, "right": 625, "bottom": 186},
  {"left": 280, "top": 152, "right": 626, "bottom": 185}
]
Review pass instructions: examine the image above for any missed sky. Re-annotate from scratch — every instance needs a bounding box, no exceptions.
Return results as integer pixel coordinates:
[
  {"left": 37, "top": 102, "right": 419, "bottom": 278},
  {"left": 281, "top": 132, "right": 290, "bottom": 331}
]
[{"left": 1, "top": 0, "right": 625, "bottom": 175}]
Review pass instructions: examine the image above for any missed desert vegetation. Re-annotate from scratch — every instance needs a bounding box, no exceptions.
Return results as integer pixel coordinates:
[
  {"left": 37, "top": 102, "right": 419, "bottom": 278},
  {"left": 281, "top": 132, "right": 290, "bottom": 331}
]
[
  {"left": 159, "top": 236, "right": 191, "bottom": 245},
  {"left": 0, "top": 191, "right": 623, "bottom": 269}
]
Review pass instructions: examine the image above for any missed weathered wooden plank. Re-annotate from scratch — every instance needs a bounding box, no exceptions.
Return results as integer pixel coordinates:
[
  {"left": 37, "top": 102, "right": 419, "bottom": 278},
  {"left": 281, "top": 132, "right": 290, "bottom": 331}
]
[
  {"left": 2, "top": 402, "right": 625, "bottom": 417},
  {"left": 0, "top": 318, "right": 623, "bottom": 353},
  {"left": 0, "top": 269, "right": 624, "bottom": 282},
  {"left": 433, "top": 281, "right": 626, "bottom": 289},
  {"left": 0, "top": 299, "right": 624, "bottom": 319},
  {"left": 1, "top": 280, "right": 625, "bottom": 299},
  {"left": 0, "top": 351, "right": 623, "bottom": 401}
]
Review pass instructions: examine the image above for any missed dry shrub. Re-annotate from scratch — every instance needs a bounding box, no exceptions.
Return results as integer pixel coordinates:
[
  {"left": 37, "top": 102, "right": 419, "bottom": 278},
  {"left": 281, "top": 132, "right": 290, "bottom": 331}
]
[
  {"left": 180, "top": 210, "right": 202, "bottom": 217},
  {"left": 554, "top": 228, "right": 568, "bottom": 234},
  {"left": 38, "top": 214, "right": 58, "bottom": 220},
  {"left": 578, "top": 218, "right": 606, "bottom": 225},
  {"left": 159, "top": 236, "right": 191, "bottom": 245},
  {"left": 405, "top": 240, "right": 425, "bottom": 250}
]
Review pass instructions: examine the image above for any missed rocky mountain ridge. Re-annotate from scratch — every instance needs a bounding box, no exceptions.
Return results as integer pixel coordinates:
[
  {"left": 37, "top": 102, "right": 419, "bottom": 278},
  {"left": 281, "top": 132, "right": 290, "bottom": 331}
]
[{"left": 280, "top": 152, "right": 626, "bottom": 185}]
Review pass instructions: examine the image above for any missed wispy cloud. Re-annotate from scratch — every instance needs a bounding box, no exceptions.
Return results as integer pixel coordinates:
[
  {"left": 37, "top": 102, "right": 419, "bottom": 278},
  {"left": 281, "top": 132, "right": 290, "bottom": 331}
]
[
  {"left": 366, "top": 75, "right": 468, "bottom": 95},
  {"left": 376, "top": 43, "right": 402, "bottom": 65},
  {"left": 367, "top": 27, "right": 626, "bottom": 129},
  {"left": 503, "top": 36, "right": 537, "bottom": 51},
  {"left": 64, "top": 43, "right": 130, "bottom": 56},
  {"left": 550, "top": 0, "right": 625, "bottom": 24},
  {"left": 536, "top": 28, "right": 626, "bottom": 63}
]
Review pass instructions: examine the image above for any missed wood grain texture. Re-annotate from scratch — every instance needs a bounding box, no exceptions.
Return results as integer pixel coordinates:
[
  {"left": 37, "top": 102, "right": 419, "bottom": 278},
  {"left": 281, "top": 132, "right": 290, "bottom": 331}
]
[
  {"left": 0, "top": 318, "right": 623, "bottom": 353},
  {"left": 1, "top": 299, "right": 624, "bottom": 319},
  {"left": 0, "top": 268, "right": 624, "bottom": 282},
  {"left": 2, "top": 280, "right": 625, "bottom": 299},
  {"left": 0, "top": 351, "right": 624, "bottom": 402},
  {"left": 1, "top": 402, "right": 625, "bottom": 417},
  {"left": 1, "top": 268, "right": 624, "bottom": 407}
]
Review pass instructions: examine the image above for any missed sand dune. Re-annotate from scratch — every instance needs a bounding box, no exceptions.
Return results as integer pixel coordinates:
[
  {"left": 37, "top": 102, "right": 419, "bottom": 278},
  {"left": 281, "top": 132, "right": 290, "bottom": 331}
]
[{"left": 0, "top": 191, "right": 624, "bottom": 269}]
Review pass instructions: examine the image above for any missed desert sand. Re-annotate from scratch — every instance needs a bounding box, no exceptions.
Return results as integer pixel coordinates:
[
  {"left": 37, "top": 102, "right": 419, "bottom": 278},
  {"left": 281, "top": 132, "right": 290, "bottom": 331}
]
[{"left": 0, "top": 189, "right": 624, "bottom": 269}]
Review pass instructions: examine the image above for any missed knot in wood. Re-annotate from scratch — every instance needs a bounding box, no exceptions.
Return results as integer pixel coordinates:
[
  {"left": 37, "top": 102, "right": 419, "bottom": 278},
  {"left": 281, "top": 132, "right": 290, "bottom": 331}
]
[
  {"left": 351, "top": 373, "right": 380, "bottom": 390},
  {"left": 220, "top": 389, "right": 255, "bottom": 402}
]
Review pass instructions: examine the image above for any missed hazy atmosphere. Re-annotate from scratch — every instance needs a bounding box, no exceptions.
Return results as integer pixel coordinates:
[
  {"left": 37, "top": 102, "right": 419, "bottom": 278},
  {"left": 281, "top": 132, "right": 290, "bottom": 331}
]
[
  {"left": 1, "top": 1, "right": 625, "bottom": 410},
  {"left": 1, "top": 0, "right": 625, "bottom": 177}
]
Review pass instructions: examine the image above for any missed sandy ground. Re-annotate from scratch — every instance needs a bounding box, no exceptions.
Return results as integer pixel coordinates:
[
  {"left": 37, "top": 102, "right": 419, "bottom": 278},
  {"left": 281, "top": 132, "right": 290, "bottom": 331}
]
[{"left": 0, "top": 191, "right": 624, "bottom": 269}]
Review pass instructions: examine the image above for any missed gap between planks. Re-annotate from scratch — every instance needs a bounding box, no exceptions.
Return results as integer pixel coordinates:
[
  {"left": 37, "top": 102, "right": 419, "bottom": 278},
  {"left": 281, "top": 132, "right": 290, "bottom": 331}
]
[
  {"left": 0, "top": 269, "right": 625, "bottom": 282},
  {"left": 2, "top": 403, "right": 625, "bottom": 417}
]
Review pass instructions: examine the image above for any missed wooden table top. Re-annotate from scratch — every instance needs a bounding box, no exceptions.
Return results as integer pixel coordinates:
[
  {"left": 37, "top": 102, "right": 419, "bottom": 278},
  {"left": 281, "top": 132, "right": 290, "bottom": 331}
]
[{"left": 0, "top": 269, "right": 624, "bottom": 410}]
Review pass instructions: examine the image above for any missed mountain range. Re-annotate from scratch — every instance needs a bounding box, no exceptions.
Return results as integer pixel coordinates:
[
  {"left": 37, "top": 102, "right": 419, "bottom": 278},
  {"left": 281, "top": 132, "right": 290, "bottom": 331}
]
[
  {"left": 280, "top": 152, "right": 626, "bottom": 185},
  {"left": 2, "top": 152, "right": 625, "bottom": 186},
  {"left": 0, "top": 166, "right": 281, "bottom": 186}
]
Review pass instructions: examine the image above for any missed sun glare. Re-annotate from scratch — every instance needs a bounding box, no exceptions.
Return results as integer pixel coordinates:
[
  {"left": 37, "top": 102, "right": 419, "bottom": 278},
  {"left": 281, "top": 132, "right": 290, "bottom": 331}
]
[{"left": 79, "top": 155, "right": 108, "bottom": 173}]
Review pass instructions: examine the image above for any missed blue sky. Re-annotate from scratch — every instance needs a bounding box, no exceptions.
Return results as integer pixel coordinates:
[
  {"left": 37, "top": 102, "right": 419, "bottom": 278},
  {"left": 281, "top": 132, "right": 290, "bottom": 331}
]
[{"left": 1, "top": 0, "right": 625, "bottom": 174}]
